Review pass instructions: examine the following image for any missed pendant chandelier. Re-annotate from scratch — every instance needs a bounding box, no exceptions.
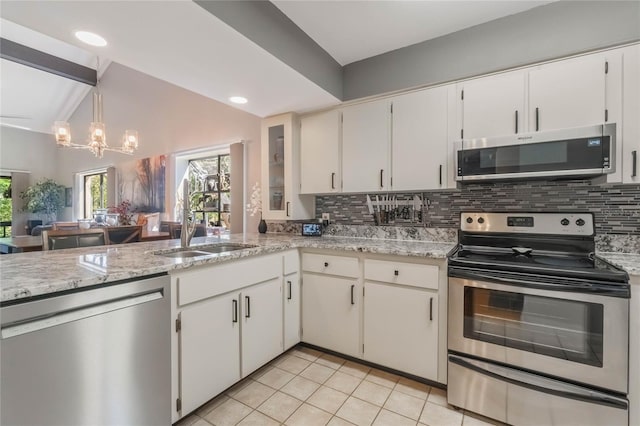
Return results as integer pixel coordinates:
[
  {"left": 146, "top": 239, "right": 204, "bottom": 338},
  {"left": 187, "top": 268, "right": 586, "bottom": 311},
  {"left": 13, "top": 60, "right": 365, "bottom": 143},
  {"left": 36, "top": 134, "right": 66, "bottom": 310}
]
[{"left": 53, "top": 59, "right": 139, "bottom": 159}]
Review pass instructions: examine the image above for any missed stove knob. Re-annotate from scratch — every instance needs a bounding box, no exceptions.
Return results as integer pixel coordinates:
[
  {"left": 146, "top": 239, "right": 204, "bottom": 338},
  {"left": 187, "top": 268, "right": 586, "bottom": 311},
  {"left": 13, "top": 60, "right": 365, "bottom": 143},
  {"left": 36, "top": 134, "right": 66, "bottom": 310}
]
[
  {"left": 576, "top": 218, "right": 586, "bottom": 227},
  {"left": 466, "top": 217, "right": 473, "bottom": 224},
  {"left": 561, "top": 218, "right": 570, "bottom": 226},
  {"left": 477, "top": 217, "right": 485, "bottom": 224}
]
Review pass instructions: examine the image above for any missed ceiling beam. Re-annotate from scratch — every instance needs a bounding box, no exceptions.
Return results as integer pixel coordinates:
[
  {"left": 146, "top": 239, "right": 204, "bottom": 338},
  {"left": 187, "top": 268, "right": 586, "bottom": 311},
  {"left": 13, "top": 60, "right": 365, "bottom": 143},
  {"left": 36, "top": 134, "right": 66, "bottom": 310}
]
[{"left": 0, "top": 38, "right": 97, "bottom": 86}]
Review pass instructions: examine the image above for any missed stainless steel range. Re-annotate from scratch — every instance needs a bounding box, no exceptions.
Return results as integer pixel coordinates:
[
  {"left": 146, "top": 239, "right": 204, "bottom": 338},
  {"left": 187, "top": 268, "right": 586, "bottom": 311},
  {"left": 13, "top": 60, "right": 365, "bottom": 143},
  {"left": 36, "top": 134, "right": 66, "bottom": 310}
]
[{"left": 447, "top": 212, "right": 630, "bottom": 426}]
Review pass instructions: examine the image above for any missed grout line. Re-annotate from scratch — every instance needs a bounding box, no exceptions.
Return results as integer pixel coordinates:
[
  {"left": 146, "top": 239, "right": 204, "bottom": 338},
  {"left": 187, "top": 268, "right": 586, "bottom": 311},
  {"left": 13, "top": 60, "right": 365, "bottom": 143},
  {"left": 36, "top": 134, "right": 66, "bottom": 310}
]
[{"left": 188, "top": 346, "right": 466, "bottom": 426}]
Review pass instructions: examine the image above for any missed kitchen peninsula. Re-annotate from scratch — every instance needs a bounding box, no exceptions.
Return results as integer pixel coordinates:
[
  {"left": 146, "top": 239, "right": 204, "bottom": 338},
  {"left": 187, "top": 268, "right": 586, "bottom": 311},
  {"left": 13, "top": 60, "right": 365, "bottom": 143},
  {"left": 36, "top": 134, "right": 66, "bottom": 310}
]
[{"left": 1, "top": 230, "right": 638, "bottom": 425}]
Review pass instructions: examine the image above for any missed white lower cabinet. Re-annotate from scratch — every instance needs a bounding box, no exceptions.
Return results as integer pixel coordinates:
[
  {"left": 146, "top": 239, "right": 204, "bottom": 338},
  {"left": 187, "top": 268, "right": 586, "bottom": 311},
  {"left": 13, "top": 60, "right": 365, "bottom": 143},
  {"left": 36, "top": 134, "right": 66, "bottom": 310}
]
[
  {"left": 284, "top": 271, "right": 301, "bottom": 350},
  {"left": 363, "top": 282, "right": 438, "bottom": 380},
  {"left": 180, "top": 292, "right": 240, "bottom": 415},
  {"left": 241, "top": 278, "right": 283, "bottom": 377},
  {"left": 171, "top": 252, "right": 297, "bottom": 421},
  {"left": 173, "top": 249, "right": 448, "bottom": 421},
  {"left": 302, "top": 272, "right": 360, "bottom": 357}
]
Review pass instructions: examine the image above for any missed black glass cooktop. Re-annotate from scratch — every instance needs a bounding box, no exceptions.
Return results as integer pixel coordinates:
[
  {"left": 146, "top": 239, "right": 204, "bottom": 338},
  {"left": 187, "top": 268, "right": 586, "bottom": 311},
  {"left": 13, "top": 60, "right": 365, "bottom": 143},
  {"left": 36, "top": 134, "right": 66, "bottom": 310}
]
[{"left": 449, "top": 245, "right": 628, "bottom": 283}]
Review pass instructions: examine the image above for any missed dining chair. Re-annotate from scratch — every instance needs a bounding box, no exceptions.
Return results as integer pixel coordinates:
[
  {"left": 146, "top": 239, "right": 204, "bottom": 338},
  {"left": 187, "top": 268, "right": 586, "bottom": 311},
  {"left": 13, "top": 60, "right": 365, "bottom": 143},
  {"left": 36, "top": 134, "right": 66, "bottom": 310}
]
[
  {"left": 52, "top": 221, "right": 80, "bottom": 231},
  {"left": 168, "top": 223, "right": 207, "bottom": 239},
  {"left": 42, "top": 228, "right": 109, "bottom": 251},
  {"left": 106, "top": 225, "right": 143, "bottom": 244},
  {"left": 160, "top": 221, "right": 180, "bottom": 233}
]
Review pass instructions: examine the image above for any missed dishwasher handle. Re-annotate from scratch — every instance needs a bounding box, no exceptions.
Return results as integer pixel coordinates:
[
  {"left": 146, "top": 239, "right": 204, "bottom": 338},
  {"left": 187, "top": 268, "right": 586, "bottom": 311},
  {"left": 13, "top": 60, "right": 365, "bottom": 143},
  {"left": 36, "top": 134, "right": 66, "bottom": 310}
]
[{"left": 1, "top": 291, "right": 163, "bottom": 339}]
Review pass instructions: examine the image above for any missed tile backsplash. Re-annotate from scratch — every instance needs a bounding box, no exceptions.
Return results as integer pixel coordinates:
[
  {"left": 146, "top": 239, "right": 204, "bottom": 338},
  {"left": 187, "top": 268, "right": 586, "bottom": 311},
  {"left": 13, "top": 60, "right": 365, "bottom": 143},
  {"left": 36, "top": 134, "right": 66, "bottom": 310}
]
[{"left": 315, "top": 179, "right": 640, "bottom": 235}]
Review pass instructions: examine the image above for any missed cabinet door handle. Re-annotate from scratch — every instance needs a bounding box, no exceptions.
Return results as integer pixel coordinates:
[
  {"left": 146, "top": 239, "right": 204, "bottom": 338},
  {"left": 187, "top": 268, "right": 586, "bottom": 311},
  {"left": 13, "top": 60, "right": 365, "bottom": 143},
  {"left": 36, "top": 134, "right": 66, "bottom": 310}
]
[
  {"left": 439, "top": 165, "right": 442, "bottom": 186},
  {"left": 429, "top": 297, "right": 433, "bottom": 321},
  {"left": 286, "top": 202, "right": 290, "bottom": 217},
  {"left": 350, "top": 284, "right": 355, "bottom": 305},
  {"left": 535, "top": 107, "right": 540, "bottom": 131},
  {"left": 324, "top": 262, "right": 329, "bottom": 267},
  {"left": 331, "top": 172, "right": 336, "bottom": 189},
  {"left": 632, "top": 150, "right": 637, "bottom": 178},
  {"left": 287, "top": 280, "right": 292, "bottom": 300},
  {"left": 394, "top": 270, "right": 399, "bottom": 276},
  {"left": 245, "top": 296, "right": 251, "bottom": 318},
  {"left": 380, "top": 169, "right": 384, "bottom": 188},
  {"left": 232, "top": 299, "right": 238, "bottom": 323},
  {"left": 515, "top": 110, "right": 519, "bottom": 134}
]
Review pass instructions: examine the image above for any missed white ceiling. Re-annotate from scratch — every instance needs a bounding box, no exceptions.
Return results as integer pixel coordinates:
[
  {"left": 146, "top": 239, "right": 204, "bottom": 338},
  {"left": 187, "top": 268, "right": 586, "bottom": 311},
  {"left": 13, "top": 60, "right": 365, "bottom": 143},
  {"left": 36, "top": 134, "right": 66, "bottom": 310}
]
[
  {"left": 273, "top": 1, "right": 551, "bottom": 66},
  {"left": 0, "top": 0, "right": 553, "bottom": 133},
  {"left": 0, "top": 0, "right": 341, "bottom": 123},
  {"left": 0, "top": 19, "right": 100, "bottom": 134}
]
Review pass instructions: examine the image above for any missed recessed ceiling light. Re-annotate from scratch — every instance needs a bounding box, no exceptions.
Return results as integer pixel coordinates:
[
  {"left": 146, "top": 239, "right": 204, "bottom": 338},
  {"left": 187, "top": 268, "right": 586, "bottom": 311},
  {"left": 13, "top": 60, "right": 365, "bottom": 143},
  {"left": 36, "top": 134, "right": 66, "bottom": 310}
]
[
  {"left": 75, "top": 31, "right": 107, "bottom": 47},
  {"left": 229, "top": 96, "right": 248, "bottom": 104}
]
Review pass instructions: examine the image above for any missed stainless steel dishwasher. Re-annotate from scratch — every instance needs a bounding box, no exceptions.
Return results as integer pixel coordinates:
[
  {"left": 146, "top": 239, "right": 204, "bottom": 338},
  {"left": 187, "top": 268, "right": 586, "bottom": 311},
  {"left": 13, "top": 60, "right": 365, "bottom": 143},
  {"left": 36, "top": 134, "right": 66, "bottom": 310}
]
[{"left": 1, "top": 274, "right": 171, "bottom": 426}]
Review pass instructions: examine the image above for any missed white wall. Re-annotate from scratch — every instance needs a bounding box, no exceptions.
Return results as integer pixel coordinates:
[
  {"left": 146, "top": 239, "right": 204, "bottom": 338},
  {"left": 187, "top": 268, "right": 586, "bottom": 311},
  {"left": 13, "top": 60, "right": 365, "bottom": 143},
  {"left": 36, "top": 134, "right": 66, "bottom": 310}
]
[
  {"left": 0, "top": 126, "right": 57, "bottom": 181},
  {"left": 57, "top": 62, "right": 262, "bottom": 230}
]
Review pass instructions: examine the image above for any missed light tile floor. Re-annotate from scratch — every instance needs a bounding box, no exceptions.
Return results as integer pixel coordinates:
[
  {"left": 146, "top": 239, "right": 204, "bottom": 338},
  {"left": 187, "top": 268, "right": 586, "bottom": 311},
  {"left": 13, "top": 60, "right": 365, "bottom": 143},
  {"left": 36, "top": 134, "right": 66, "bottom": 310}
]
[{"left": 176, "top": 347, "right": 504, "bottom": 426}]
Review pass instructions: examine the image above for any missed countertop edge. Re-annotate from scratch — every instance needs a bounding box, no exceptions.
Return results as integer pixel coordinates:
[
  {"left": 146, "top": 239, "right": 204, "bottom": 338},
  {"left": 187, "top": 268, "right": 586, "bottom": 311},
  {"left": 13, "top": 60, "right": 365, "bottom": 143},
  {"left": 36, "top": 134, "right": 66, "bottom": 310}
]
[{"left": 1, "top": 235, "right": 457, "bottom": 303}]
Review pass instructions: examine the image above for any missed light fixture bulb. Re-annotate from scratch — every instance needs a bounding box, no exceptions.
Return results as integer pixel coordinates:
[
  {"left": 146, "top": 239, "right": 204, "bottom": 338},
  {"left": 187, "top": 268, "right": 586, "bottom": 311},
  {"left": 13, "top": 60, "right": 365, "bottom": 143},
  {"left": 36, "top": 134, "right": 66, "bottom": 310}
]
[
  {"left": 90, "top": 122, "right": 106, "bottom": 144},
  {"left": 229, "top": 96, "right": 248, "bottom": 104},
  {"left": 75, "top": 31, "right": 107, "bottom": 47},
  {"left": 122, "top": 130, "right": 139, "bottom": 153},
  {"left": 53, "top": 121, "right": 71, "bottom": 146}
]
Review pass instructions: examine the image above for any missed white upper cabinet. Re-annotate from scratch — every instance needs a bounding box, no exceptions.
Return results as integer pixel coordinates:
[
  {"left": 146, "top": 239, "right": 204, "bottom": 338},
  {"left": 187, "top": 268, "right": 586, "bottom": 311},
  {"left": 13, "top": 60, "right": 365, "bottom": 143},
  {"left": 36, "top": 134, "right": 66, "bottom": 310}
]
[
  {"left": 261, "top": 113, "right": 315, "bottom": 220},
  {"left": 461, "top": 70, "right": 526, "bottom": 139},
  {"left": 392, "top": 86, "right": 450, "bottom": 190},
  {"left": 341, "top": 100, "right": 391, "bottom": 192},
  {"left": 528, "top": 53, "right": 607, "bottom": 132},
  {"left": 300, "top": 110, "right": 341, "bottom": 194},
  {"left": 623, "top": 44, "right": 640, "bottom": 183}
]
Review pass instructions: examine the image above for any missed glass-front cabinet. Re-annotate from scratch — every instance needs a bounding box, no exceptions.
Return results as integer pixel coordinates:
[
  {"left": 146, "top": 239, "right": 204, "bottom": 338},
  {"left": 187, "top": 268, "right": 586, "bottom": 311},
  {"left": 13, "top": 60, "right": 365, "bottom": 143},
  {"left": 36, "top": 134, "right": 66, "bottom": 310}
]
[{"left": 261, "top": 113, "right": 314, "bottom": 220}]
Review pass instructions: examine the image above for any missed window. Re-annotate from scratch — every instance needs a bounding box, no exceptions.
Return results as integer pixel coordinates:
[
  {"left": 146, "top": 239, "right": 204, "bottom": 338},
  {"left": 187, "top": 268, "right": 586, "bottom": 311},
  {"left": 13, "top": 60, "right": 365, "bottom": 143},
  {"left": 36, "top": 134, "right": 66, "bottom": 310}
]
[
  {"left": 188, "top": 154, "right": 231, "bottom": 231},
  {"left": 84, "top": 172, "right": 108, "bottom": 219},
  {"left": 0, "top": 176, "right": 12, "bottom": 236}
]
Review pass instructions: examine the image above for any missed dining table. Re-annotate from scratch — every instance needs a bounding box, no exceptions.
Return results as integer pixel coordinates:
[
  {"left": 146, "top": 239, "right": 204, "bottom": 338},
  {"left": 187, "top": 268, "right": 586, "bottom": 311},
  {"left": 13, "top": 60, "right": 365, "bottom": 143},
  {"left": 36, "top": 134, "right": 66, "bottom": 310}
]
[{"left": 0, "top": 230, "right": 172, "bottom": 254}]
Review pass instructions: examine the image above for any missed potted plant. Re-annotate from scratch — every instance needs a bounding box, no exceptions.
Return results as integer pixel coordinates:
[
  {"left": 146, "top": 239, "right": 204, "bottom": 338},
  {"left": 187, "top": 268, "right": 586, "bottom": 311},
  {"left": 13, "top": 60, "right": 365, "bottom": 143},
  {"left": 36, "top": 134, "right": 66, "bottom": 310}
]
[
  {"left": 20, "top": 178, "right": 66, "bottom": 223},
  {"left": 109, "top": 200, "right": 134, "bottom": 225}
]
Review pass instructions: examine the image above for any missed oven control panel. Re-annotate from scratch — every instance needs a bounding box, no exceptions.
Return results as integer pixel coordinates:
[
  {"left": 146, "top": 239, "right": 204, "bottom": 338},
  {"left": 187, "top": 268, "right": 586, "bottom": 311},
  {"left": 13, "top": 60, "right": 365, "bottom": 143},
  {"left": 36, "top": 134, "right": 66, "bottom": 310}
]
[{"left": 460, "top": 212, "right": 595, "bottom": 236}]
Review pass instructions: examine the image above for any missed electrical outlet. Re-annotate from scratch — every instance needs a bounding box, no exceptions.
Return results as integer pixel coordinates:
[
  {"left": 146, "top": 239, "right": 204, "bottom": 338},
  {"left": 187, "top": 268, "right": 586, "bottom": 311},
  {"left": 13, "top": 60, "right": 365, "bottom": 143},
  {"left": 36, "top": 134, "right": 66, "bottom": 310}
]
[{"left": 322, "top": 213, "right": 330, "bottom": 221}]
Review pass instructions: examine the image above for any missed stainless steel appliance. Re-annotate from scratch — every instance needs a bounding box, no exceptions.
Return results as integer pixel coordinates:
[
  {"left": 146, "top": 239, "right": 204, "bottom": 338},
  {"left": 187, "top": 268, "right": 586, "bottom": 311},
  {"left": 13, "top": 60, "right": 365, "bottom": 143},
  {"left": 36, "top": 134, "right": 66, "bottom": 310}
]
[
  {"left": 447, "top": 212, "right": 629, "bottom": 426},
  {"left": 1, "top": 274, "right": 171, "bottom": 425},
  {"left": 454, "top": 124, "right": 615, "bottom": 181}
]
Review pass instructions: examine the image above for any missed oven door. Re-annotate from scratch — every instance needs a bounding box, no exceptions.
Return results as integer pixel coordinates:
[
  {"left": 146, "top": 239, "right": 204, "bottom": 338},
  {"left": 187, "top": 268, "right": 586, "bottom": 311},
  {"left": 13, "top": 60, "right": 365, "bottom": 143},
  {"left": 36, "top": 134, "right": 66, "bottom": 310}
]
[{"left": 448, "top": 275, "right": 628, "bottom": 393}]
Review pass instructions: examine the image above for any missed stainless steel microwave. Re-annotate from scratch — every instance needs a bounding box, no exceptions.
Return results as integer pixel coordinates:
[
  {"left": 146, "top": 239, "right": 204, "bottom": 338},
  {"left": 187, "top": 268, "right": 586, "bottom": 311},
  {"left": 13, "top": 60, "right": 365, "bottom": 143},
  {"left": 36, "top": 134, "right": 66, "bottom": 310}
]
[{"left": 454, "top": 124, "right": 615, "bottom": 182}]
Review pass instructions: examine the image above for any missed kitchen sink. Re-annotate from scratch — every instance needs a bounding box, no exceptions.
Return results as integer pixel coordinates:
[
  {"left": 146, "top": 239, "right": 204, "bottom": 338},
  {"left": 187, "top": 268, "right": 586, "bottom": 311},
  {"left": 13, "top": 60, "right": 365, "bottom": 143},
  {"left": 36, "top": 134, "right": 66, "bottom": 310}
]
[
  {"left": 159, "top": 250, "right": 215, "bottom": 259},
  {"left": 197, "top": 243, "right": 257, "bottom": 254},
  {"left": 155, "top": 243, "right": 257, "bottom": 258}
]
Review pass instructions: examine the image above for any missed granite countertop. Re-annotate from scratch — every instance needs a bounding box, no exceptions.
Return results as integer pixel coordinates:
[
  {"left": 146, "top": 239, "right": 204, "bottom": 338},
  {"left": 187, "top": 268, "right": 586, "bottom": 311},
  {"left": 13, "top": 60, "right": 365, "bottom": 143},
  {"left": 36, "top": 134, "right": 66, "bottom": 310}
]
[
  {"left": 596, "top": 252, "right": 640, "bottom": 277},
  {"left": 0, "top": 234, "right": 456, "bottom": 303}
]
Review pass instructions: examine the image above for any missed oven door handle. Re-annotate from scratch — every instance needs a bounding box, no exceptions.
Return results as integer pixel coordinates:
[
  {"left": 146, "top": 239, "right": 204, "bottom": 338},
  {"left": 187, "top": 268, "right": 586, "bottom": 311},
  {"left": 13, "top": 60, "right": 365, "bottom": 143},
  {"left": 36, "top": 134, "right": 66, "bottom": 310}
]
[
  {"left": 448, "top": 354, "right": 628, "bottom": 410},
  {"left": 448, "top": 266, "right": 630, "bottom": 297}
]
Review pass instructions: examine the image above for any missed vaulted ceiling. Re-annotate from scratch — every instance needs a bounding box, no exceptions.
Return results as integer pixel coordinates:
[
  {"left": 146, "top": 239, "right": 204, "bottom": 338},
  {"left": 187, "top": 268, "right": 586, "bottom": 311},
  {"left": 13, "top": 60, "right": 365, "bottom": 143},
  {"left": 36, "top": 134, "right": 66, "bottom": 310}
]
[{"left": 1, "top": 0, "right": 550, "bottom": 134}]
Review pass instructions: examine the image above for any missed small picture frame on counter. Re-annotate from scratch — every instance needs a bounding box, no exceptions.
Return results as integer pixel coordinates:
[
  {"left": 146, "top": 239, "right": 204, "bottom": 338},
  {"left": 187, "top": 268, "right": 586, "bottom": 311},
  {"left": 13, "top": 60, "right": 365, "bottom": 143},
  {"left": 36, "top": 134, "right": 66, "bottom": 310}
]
[{"left": 301, "top": 222, "right": 322, "bottom": 236}]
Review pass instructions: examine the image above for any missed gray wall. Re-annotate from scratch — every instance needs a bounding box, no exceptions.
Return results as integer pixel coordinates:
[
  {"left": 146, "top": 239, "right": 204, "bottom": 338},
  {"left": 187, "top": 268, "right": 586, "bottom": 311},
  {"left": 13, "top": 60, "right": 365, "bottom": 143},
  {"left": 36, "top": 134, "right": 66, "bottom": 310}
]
[
  {"left": 343, "top": 1, "right": 640, "bottom": 100},
  {"left": 195, "top": 0, "right": 343, "bottom": 100}
]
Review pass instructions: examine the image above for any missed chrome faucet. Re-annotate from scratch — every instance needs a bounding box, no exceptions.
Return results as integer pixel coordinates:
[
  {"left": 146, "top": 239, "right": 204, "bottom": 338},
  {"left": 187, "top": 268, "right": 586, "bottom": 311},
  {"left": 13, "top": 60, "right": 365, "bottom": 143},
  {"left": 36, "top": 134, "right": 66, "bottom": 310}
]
[{"left": 181, "top": 179, "right": 197, "bottom": 248}]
